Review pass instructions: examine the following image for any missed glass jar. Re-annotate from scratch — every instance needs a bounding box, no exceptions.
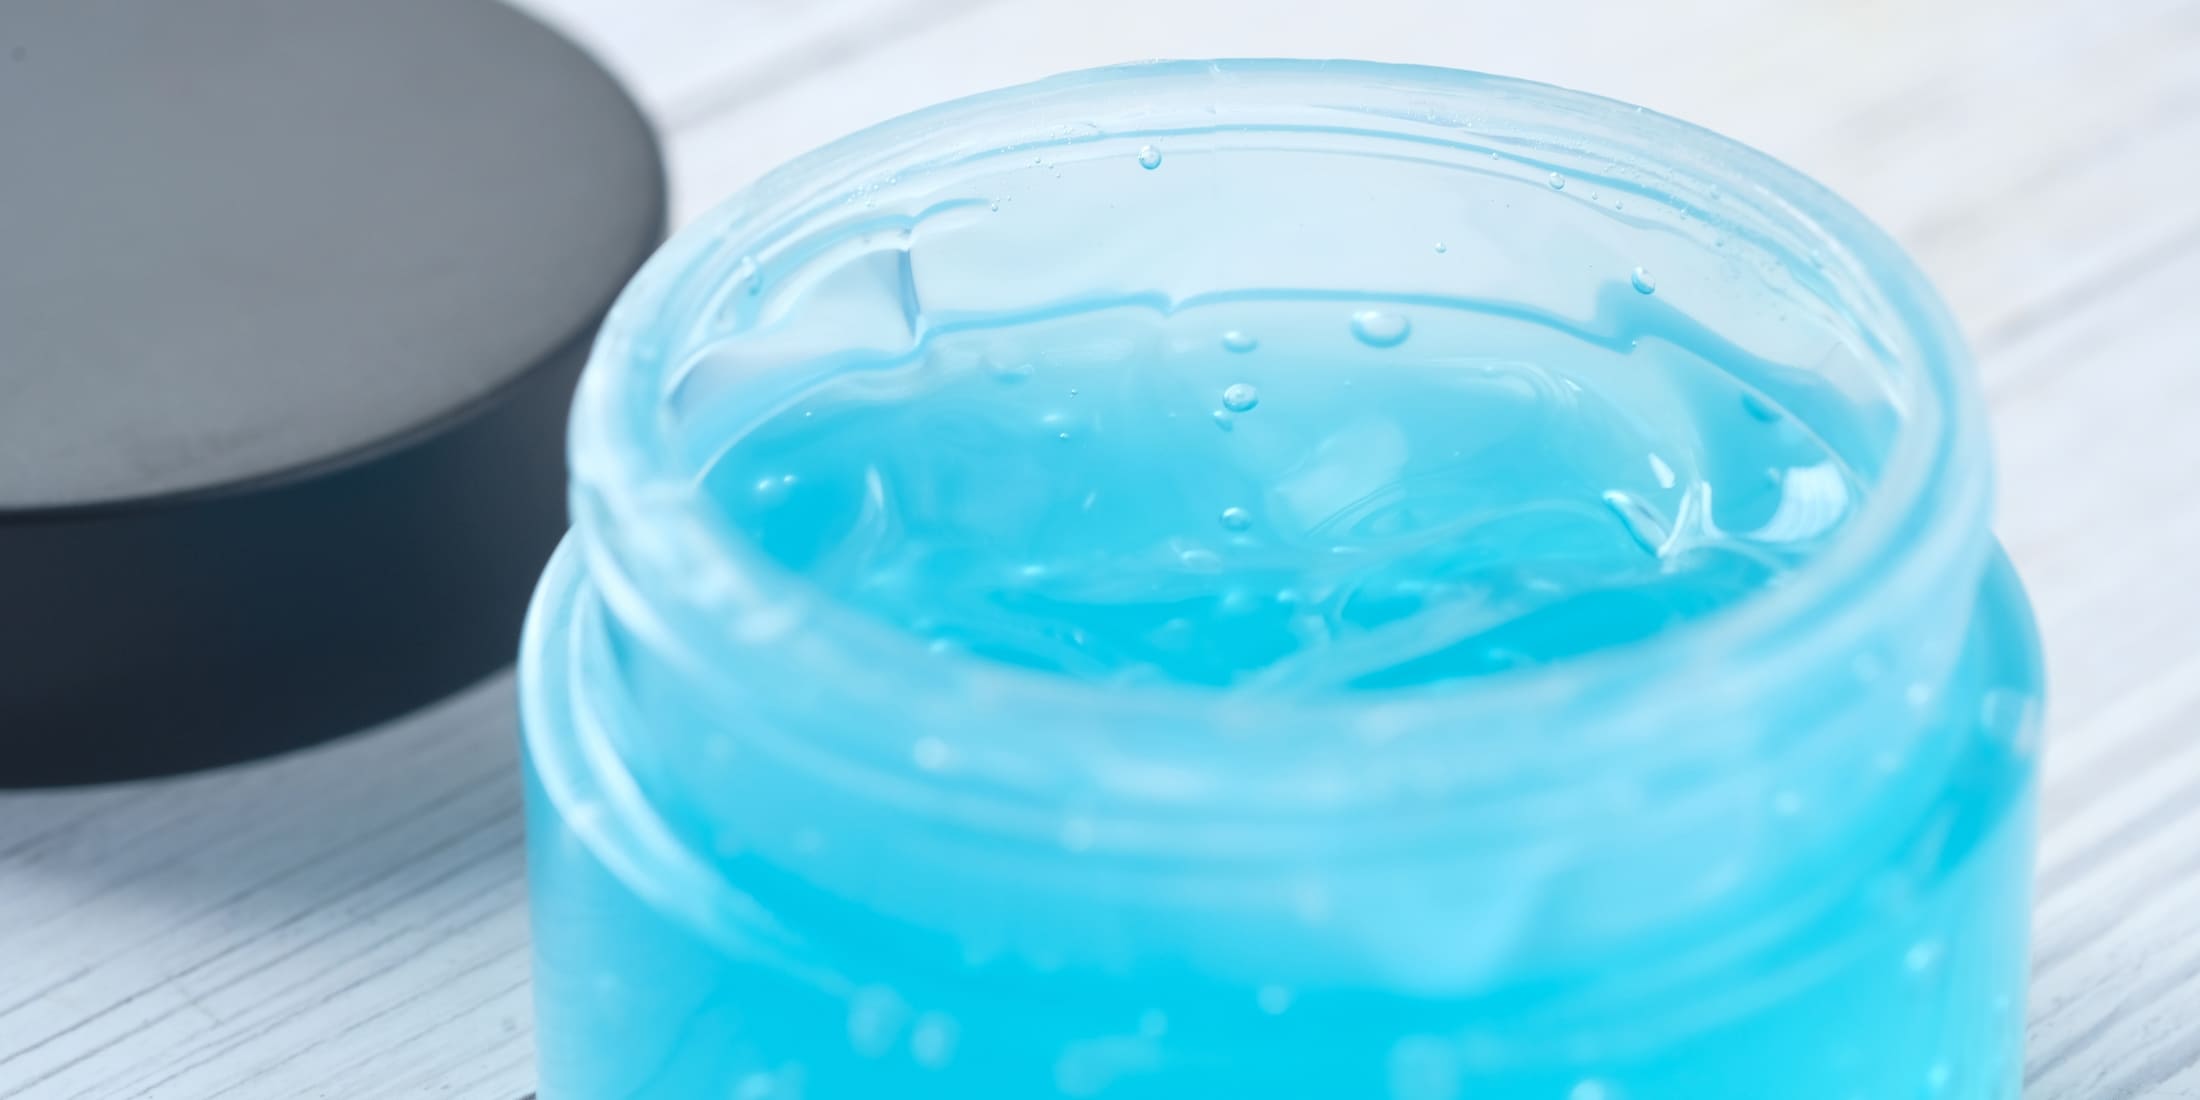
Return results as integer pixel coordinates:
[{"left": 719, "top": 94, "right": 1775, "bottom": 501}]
[{"left": 520, "top": 61, "right": 2043, "bottom": 1099}]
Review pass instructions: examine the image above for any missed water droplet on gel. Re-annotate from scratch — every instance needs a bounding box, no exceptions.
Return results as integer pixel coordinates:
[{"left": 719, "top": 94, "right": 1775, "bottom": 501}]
[
  {"left": 1906, "top": 940, "right": 1943, "bottom": 973},
  {"left": 1630, "top": 266, "right": 1657, "bottom": 294},
  {"left": 1433, "top": 241, "right": 1448, "bottom": 254},
  {"left": 911, "top": 736, "right": 950, "bottom": 771},
  {"left": 988, "top": 199, "right": 1001, "bottom": 212},
  {"left": 847, "top": 986, "right": 911, "bottom": 1057},
  {"left": 1221, "top": 330, "right": 1258, "bottom": 353},
  {"left": 1220, "top": 506, "right": 1252, "bottom": 531},
  {"left": 1212, "top": 409, "right": 1235, "bottom": 432},
  {"left": 1222, "top": 383, "right": 1260, "bottom": 412},
  {"left": 1256, "top": 985, "right": 1294, "bottom": 1014},
  {"left": 1137, "top": 144, "right": 1163, "bottom": 169},
  {"left": 753, "top": 475, "right": 796, "bottom": 505},
  {"left": 1548, "top": 172, "right": 1567, "bottom": 190},
  {"left": 1179, "top": 547, "right": 1223, "bottom": 571},
  {"left": 1350, "top": 310, "right": 1411, "bottom": 348},
  {"left": 1926, "top": 1061, "right": 1952, "bottom": 1092},
  {"left": 909, "top": 1012, "right": 960, "bottom": 1069}
]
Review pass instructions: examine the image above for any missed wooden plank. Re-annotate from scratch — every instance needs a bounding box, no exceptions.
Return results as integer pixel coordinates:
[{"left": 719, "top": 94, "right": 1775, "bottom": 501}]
[
  {"left": 0, "top": 681, "right": 529, "bottom": 1100},
  {"left": 516, "top": 0, "right": 973, "bottom": 122},
  {"left": 1993, "top": 238, "right": 2200, "bottom": 1099}
]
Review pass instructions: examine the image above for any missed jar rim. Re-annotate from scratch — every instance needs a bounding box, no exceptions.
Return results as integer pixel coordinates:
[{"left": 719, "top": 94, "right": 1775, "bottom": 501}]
[{"left": 562, "top": 60, "right": 1990, "bottom": 806}]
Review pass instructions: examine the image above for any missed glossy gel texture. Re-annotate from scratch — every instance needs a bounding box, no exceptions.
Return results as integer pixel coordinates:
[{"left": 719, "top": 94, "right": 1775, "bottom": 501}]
[
  {"left": 522, "top": 62, "right": 2042, "bottom": 1100},
  {"left": 705, "top": 297, "right": 1852, "bottom": 690}
]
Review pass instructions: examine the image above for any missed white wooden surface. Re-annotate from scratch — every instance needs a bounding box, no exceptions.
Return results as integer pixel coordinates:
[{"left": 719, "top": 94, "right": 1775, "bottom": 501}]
[{"left": 5, "top": 0, "right": 2199, "bottom": 1095}]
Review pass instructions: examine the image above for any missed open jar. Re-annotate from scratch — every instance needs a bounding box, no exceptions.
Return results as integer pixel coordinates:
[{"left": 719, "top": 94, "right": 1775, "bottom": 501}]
[{"left": 520, "top": 61, "right": 2042, "bottom": 1099}]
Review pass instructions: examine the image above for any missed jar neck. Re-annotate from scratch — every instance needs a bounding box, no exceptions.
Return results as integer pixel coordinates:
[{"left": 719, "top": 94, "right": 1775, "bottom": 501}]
[{"left": 559, "top": 61, "right": 1995, "bottom": 852}]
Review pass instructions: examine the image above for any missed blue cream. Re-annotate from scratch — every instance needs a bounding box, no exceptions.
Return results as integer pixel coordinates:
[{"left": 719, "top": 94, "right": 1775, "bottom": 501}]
[
  {"left": 702, "top": 294, "right": 1852, "bottom": 689},
  {"left": 521, "top": 62, "right": 2043, "bottom": 1099}
]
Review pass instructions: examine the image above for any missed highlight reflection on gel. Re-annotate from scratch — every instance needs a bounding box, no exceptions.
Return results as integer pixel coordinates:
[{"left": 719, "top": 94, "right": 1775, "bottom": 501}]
[{"left": 520, "top": 62, "right": 2043, "bottom": 1099}]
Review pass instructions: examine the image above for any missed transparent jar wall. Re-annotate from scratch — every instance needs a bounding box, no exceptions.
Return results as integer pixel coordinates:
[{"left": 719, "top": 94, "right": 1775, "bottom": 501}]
[
  {"left": 524, "top": 546, "right": 2039, "bottom": 1099},
  {"left": 651, "top": 79, "right": 1913, "bottom": 490},
  {"left": 526, "top": 63, "right": 2044, "bottom": 1100}
]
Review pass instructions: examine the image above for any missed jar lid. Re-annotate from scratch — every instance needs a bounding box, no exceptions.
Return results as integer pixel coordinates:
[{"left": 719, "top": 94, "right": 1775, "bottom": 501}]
[{"left": 0, "top": 0, "right": 664, "bottom": 785}]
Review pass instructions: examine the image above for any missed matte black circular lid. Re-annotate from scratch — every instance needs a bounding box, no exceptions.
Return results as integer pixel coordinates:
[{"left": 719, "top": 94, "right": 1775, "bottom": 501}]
[{"left": 0, "top": 0, "right": 665, "bottom": 785}]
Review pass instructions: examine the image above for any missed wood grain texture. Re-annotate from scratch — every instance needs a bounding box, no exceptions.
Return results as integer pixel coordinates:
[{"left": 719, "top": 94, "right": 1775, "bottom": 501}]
[{"left": 4, "top": 0, "right": 2197, "bottom": 1096}]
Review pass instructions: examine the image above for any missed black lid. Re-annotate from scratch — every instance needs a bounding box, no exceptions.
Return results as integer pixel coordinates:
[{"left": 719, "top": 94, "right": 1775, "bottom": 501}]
[{"left": 0, "top": 0, "right": 665, "bottom": 785}]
